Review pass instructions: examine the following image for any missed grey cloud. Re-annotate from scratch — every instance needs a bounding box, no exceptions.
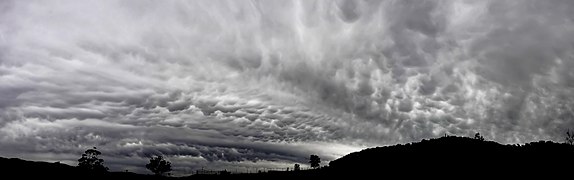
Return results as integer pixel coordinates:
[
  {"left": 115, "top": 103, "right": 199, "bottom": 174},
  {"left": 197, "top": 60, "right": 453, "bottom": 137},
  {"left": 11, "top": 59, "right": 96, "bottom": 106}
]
[
  {"left": 468, "top": 0, "right": 574, "bottom": 87},
  {"left": 1, "top": 0, "right": 574, "bottom": 176},
  {"left": 0, "top": 117, "right": 344, "bottom": 175}
]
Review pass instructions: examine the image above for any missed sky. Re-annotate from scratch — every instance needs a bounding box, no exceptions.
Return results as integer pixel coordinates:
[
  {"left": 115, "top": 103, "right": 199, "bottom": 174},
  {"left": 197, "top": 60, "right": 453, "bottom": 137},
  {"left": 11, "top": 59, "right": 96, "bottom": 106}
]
[{"left": 1, "top": 0, "right": 574, "bottom": 175}]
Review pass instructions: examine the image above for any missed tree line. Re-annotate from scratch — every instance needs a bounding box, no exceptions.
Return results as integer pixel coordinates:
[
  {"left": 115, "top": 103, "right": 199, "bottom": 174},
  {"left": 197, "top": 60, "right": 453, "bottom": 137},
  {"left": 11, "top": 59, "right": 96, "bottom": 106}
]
[
  {"left": 76, "top": 130, "right": 574, "bottom": 176},
  {"left": 77, "top": 147, "right": 172, "bottom": 176},
  {"left": 77, "top": 147, "right": 323, "bottom": 176}
]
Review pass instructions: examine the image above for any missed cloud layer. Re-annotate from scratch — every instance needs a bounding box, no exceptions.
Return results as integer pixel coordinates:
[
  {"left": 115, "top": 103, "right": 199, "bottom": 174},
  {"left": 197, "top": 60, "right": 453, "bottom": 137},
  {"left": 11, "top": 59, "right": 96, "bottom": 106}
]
[{"left": 1, "top": 0, "right": 574, "bottom": 175}]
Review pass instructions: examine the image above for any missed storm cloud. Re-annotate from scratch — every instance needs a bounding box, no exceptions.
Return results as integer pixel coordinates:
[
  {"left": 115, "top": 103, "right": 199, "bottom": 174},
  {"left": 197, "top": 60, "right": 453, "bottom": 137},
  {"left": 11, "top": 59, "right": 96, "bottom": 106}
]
[{"left": 1, "top": 0, "right": 574, "bottom": 175}]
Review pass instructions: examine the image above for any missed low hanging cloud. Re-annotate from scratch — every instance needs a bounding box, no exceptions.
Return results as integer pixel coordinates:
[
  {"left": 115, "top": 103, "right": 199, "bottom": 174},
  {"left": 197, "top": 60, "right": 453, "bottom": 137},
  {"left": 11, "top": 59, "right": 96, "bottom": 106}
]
[{"left": 1, "top": 0, "right": 574, "bottom": 175}]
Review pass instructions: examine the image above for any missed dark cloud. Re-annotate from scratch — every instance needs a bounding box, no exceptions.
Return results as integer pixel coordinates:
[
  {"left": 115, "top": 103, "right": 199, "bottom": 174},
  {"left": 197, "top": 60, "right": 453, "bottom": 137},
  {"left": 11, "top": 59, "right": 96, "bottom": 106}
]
[{"left": 1, "top": 0, "right": 574, "bottom": 176}]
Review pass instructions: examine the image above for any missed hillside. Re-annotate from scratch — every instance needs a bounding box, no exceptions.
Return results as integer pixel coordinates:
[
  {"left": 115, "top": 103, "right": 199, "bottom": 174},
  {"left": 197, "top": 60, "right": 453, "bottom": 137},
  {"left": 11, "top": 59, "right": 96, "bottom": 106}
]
[
  {"left": 329, "top": 136, "right": 574, "bottom": 175},
  {"left": 0, "top": 157, "right": 167, "bottom": 179}
]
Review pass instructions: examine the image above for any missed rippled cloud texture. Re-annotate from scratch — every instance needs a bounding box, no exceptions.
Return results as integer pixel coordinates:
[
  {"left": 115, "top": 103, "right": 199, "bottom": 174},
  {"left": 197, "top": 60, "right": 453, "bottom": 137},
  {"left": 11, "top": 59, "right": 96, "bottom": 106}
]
[{"left": 1, "top": 0, "right": 574, "bottom": 175}]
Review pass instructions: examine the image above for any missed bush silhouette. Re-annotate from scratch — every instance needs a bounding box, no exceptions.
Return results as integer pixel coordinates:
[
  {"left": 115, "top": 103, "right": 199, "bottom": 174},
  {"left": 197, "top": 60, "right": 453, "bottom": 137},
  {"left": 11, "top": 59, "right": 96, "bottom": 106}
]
[
  {"left": 309, "top": 155, "right": 321, "bottom": 169},
  {"left": 146, "top": 156, "right": 172, "bottom": 176},
  {"left": 77, "top": 147, "right": 108, "bottom": 172},
  {"left": 566, "top": 129, "right": 574, "bottom": 145},
  {"left": 294, "top": 163, "right": 300, "bottom": 171},
  {"left": 474, "top": 132, "right": 485, "bottom": 141}
]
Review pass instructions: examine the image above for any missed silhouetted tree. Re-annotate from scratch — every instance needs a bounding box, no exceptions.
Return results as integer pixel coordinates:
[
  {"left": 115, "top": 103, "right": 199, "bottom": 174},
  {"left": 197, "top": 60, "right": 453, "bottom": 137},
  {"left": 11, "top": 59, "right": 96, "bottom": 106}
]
[
  {"left": 146, "top": 156, "right": 172, "bottom": 176},
  {"left": 474, "top": 133, "right": 485, "bottom": 141},
  {"left": 309, "top": 155, "right": 321, "bottom": 169},
  {"left": 78, "top": 147, "right": 108, "bottom": 172},
  {"left": 294, "top": 163, "right": 300, "bottom": 171},
  {"left": 566, "top": 129, "right": 574, "bottom": 145}
]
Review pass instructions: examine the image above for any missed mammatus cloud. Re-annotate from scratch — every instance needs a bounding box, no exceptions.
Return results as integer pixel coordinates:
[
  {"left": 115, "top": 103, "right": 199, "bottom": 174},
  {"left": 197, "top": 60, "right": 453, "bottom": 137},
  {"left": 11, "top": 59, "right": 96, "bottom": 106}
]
[{"left": 1, "top": 0, "right": 574, "bottom": 175}]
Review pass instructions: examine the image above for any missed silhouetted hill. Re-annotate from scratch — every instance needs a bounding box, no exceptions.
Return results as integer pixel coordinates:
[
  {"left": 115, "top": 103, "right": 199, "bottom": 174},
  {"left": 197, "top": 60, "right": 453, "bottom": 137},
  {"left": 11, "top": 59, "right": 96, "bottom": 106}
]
[
  {"left": 0, "top": 157, "right": 169, "bottom": 179},
  {"left": 329, "top": 136, "right": 574, "bottom": 176},
  {"left": 2, "top": 136, "right": 573, "bottom": 179}
]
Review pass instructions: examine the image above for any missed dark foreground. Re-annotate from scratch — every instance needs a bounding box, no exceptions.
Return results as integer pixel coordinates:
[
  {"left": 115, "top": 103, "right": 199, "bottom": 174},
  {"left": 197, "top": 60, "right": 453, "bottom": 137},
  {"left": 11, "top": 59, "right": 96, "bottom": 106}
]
[{"left": 2, "top": 136, "right": 573, "bottom": 179}]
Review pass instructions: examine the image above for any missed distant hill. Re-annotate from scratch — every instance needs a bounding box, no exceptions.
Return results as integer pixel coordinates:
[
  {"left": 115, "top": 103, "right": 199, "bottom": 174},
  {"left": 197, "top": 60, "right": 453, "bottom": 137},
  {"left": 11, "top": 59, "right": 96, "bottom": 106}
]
[
  {"left": 0, "top": 157, "right": 167, "bottom": 179},
  {"left": 2, "top": 135, "right": 573, "bottom": 179}
]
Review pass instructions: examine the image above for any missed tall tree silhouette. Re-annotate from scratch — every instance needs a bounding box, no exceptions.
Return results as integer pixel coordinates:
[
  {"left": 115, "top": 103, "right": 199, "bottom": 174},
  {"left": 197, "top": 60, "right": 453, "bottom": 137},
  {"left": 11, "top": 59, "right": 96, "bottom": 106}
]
[
  {"left": 146, "top": 156, "right": 172, "bottom": 176},
  {"left": 294, "top": 163, "right": 300, "bottom": 171},
  {"left": 78, "top": 147, "right": 108, "bottom": 172},
  {"left": 566, "top": 129, "right": 574, "bottom": 145},
  {"left": 309, "top": 155, "right": 321, "bottom": 169}
]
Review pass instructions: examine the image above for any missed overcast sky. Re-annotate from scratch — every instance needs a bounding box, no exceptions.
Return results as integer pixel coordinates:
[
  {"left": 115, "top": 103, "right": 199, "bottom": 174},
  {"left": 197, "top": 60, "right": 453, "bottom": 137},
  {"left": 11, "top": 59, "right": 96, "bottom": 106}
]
[{"left": 1, "top": 0, "right": 574, "bottom": 175}]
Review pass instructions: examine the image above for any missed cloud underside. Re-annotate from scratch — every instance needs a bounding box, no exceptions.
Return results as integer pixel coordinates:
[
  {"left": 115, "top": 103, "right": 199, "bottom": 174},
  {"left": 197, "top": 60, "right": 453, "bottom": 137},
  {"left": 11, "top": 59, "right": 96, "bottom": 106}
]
[{"left": 1, "top": 0, "right": 574, "bottom": 175}]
